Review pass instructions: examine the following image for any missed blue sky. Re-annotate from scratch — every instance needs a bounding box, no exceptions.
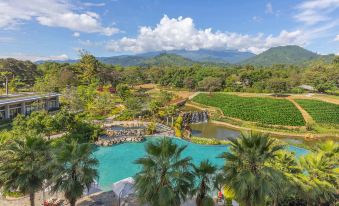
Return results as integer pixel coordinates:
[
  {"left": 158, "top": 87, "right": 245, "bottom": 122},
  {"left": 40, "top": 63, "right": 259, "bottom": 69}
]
[{"left": 0, "top": 0, "right": 338, "bottom": 61}]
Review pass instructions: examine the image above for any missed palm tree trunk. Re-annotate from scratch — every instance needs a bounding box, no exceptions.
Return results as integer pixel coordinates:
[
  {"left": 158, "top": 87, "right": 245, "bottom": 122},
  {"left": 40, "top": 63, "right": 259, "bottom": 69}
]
[
  {"left": 70, "top": 199, "right": 76, "bottom": 206},
  {"left": 29, "top": 192, "right": 35, "bottom": 206}
]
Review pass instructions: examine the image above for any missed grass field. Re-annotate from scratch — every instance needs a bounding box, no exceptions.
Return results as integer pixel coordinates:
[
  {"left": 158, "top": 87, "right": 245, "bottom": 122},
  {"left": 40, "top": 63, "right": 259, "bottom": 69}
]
[
  {"left": 295, "top": 99, "right": 339, "bottom": 124},
  {"left": 192, "top": 93, "right": 305, "bottom": 126}
]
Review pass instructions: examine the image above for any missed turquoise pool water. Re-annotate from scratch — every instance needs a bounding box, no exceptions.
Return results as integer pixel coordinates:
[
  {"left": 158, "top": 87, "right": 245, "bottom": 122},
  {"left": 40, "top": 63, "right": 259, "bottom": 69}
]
[{"left": 93, "top": 137, "right": 309, "bottom": 190}]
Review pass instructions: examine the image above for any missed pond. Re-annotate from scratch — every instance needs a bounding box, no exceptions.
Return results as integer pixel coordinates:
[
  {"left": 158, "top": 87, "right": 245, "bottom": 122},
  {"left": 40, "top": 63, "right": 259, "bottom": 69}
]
[
  {"left": 93, "top": 136, "right": 309, "bottom": 190},
  {"left": 190, "top": 122, "right": 240, "bottom": 140}
]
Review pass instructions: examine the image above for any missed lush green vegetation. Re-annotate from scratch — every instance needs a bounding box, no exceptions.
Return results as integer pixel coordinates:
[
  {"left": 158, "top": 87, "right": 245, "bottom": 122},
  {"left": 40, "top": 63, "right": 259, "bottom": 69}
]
[
  {"left": 1, "top": 51, "right": 338, "bottom": 95},
  {"left": 193, "top": 93, "right": 305, "bottom": 126},
  {"left": 0, "top": 49, "right": 337, "bottom": 205},
  {"left": 135, "top": 135, "right": 338, "bottom": 206},
  {"left": 134, "top": 138, "right": 194, "bottom": 206},
  {"left": 190, "top": 136, "right": 229, "bottom": 145},
  {"left": 295, "top": 99, "right": 339, "bottom": 124},
  {"left": 0, "top": 110, "right": 99, "bottom": 206},
  {"left": 241, "top": 45, "right": 335, "bottom": 66}
]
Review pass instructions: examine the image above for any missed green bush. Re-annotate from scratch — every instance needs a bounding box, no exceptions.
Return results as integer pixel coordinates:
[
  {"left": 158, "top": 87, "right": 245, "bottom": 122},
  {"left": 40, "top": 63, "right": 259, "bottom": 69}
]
[{"left": 190, "top": 136, "right": 229, "bottom": 145}]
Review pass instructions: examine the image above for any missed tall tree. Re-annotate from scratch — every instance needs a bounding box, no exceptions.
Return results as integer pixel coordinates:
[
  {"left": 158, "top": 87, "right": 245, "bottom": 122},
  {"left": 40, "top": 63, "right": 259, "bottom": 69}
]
[
  {"left": 134, "top": 137, "right": 194, "bottom": 206},
  {"left": 193, "top": 160, "right": 217, "bottom": 206},
  {"left": 0, "top": 135, "right": 51, "bottom": 206},
  {"left": 51, "top": 140, "right": 98, "bottom": 206},
  {"left": 219, "top": 132, "right": 284, "bottom": 206}
]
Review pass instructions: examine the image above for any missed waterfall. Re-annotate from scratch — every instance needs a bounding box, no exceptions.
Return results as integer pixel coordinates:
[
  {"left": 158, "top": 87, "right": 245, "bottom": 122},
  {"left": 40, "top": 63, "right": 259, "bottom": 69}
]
[{"left": 182, "top": 111, "right": 208, "bottom": 124}]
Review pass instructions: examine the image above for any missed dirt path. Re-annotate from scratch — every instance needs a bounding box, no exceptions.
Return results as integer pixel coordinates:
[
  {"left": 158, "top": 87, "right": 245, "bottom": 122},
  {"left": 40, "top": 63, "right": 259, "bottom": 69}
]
[{"left": 287, "top": 97, "right": 314, "bottom": 124}]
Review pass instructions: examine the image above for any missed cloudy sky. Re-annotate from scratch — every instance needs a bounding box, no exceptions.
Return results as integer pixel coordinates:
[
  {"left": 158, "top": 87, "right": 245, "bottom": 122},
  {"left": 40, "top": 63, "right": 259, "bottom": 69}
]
[{"left": 0, "top": 0, "right": 338, "bottom": 61}]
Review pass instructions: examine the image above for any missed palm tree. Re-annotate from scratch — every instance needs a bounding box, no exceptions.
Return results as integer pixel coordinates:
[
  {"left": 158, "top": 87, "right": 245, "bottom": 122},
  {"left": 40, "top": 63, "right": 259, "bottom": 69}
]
[
  {"left": 219, "top": 132, "right": 284, "bottom": 206},
  {"left": 269, "top": 151, "right": 302, "bottom": 206},
  {"left": 192, "top": 160, "right": 217, "bottom": 206},
  {"left": 298, "top": 153, "right": 337, "bottom": 205},
  {"left": 51, "top": 140, "right": 98, "bottom": 206},
  {"left": 134, "top": 137, "right": 194, "bottom": 206},
  {"left": 0, "top": 135, "right": 51, "bottom": 206}
]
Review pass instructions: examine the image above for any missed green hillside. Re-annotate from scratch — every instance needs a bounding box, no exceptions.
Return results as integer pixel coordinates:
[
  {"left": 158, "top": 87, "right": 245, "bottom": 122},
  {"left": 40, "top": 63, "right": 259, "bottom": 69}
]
[
  {"left": 141, "top": 53, "right": 195, "bottom": 66},
  {"left": 241, "top": 45, "right": 320, "bottom": 66}
]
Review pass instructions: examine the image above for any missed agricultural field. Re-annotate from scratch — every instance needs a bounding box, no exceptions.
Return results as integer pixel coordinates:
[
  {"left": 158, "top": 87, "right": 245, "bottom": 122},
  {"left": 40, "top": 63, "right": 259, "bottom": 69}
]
[
  {"left": 192, "top": 93, "right": 305, "bottom": 126},
  {"left": 295, "top": 99, "right": 339, "bottom": 124}
]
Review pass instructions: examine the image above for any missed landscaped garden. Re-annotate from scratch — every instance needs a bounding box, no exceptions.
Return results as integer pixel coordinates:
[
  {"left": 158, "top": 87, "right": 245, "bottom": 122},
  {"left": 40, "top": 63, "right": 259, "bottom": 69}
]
[
  {"left": 192, "top": 93, "right": 305, "bottom": 126},
  {"left": 295, "top": 99, "right": 339, "bottom": 124}
]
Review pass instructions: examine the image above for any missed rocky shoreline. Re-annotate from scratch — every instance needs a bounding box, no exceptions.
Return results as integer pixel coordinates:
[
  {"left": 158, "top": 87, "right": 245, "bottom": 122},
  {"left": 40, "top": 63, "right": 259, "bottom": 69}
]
[{"left": 95, "top": 136, "right": 144, "bottom": 146}]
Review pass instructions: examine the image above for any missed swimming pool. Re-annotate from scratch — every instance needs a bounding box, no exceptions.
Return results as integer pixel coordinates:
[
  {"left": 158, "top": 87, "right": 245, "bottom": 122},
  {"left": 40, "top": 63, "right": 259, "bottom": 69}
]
[{"left": 93, "top": 136, "right": 309, "bottom": 190}]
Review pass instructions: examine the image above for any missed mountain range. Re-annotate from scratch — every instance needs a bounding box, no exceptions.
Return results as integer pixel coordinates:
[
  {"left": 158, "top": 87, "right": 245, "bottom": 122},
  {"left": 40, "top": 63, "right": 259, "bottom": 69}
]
[{"left": 36, "top": 45, "right": 336, "bottom": 66}]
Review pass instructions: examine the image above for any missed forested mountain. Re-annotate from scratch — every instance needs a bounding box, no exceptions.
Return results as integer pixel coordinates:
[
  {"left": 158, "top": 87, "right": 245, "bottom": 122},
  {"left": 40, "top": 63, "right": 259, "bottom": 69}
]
[
  {"left": 0, "top": 58, "right": 39, "bottom": 85},
  {"left": 97, "top": 55, "right": 147, "bottom": 66},
  {"left": 240, "top": 45, "right": 332, "bottom": 66},
  {"left": 140, "top": 49, "right": 255, "bottom": 63},
  {"left": 36, "top": 45, "right": 336, "bottom": 67},
  {"left": 36, "top": 49, "right": 254, "bottom": 66}
]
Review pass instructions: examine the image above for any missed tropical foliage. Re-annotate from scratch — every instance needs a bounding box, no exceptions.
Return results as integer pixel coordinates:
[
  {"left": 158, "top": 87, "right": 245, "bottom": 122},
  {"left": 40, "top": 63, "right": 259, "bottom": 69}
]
[
  {"left": 51, "top": 140, "right": 98, "bottom": 206},
  {"left": 134, "top": 137, "right": 194, "bottom": 206},
  {"left": 0, "top": 135, "right": 51, "bottom": 206},
  {"left": 219, "top": 132, "right": 285, "bottom": 206}
]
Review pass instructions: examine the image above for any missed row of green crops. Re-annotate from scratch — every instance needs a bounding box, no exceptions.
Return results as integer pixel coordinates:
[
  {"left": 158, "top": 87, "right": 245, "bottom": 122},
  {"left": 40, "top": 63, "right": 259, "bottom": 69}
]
[
  {"left": 192, "top": 93, "right": 305, "bottom": 126},
  {"left": 295, "top": 99, "right": 339, "bottom": 124}
]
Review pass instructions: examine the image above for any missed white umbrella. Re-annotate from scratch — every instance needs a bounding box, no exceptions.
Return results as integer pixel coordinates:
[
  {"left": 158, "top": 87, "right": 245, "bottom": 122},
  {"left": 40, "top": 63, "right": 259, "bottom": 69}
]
[{"left": 112, "top": 177, "right": 135, "bottom": 205}]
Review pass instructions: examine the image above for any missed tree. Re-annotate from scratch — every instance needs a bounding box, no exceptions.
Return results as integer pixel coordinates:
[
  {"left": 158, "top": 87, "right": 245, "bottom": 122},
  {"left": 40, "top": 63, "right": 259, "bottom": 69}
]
[
  {"left": 75, "top": 51, "right": 101, "bottom": 84},
  {"left": 134, "top": 137, "right": 194, "bottom": 206},
  {"left": 124, "top": 96, "right": 143, "bottom": 117},
  {"left": 198, "top": 77, "right": 223, "bottom": 93},
  {"left": 267, "top": 78, "right": 289, "bottom": 94},
  {"left": 0, "top": 135, "right": 51, "bottom": 206},
  {"left": 193, "top": 160, "right": 217, "bottom": 206},
  {"left": 298, "top": 153, "right": 337, "bottom": 205},
  {"left": 149, "top": 100, "right": 161, "bottom": 116},
  {"left": 219, "top": 132, "right": 284, "bottom": 206},
  {"left": 0, "top": 71, "right": 13, "bottom": 95},
  {"left": 332, "top": 55, "right": 339, "bottom": 64},
  {"left": 51, "top": 140, "right": 98, "bottom": 206},
  {"left": 116, "top": 83, "right": 130, "bottom": 100}
]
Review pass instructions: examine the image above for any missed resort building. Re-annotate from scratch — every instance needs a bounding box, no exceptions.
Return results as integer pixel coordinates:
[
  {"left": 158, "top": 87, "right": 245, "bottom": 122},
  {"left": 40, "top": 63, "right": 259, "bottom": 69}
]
[{"left": 0, "top": 93, "right": 60, "bottom": 121}]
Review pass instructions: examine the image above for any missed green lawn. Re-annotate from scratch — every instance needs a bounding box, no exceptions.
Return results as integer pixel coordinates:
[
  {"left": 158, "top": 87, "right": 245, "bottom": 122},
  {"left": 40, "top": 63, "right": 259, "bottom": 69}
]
[
  {"left": 192, "top": 93, "right": 305, "bottom": 126},
  {"left": 295, "top": 99, "right": 339, "bottom": 124}
]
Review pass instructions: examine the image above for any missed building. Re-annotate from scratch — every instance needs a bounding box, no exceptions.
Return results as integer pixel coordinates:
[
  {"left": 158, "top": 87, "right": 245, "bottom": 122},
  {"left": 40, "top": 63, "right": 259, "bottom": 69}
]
[
  {"left": 0, "top": 93, "right": 60, "bottom": 121},
  {"left": 298, "top": 84, "right": 316, "bottom": 92}
]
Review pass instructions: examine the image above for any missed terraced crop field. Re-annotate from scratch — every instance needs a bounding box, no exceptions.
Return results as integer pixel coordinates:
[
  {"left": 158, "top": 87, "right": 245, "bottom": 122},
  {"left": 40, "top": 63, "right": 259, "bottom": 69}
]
[
  {"left": 295, "top": 99, "right": 339, "bottom": 124},
  {"left": 192, "top": 93, "right": 305, "bottom": 126}
]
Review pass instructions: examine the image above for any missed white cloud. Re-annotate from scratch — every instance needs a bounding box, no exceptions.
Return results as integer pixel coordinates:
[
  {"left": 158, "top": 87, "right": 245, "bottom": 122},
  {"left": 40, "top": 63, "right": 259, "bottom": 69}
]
[
  {"left": 265, "top": 2, "right": 273, "bottom": 14},
  {"left": 252, "top": 16, "right": 262, "bottom": 22},
  {"left": 0, "top": 53, "right": 69, "bottom": 62},
  {"left": 78, "top": 39, "right": 103, "bottom": 47},
  {"left": 83, "top": 2, "right": 106, "bottom": 7},
  {"left": 0, "top": 0, "right": 118, "bottom": 36},
  {"left": 294, "top": 0, "right": 339, "bottom": 25},
  {"left": 73, "top": 32, "right": 80, "bottom": 37},
  {"left": 0, "top": 37, "right": 14, "bottom": 43},
  {"left": 106, "top": 15, "right": 307, "bottom": 54},
  {"left": 335, "top": 34, "right": 339, "bottom": 41}
]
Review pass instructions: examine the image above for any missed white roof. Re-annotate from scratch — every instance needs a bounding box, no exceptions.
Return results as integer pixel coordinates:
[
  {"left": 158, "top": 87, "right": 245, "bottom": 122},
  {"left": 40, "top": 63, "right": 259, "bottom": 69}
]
[
  {"left": 112, "top": 177, "right": 135, "bottom": 198},
  {"left": 0, "top": 93, "right": 60, "bottom": 106}
]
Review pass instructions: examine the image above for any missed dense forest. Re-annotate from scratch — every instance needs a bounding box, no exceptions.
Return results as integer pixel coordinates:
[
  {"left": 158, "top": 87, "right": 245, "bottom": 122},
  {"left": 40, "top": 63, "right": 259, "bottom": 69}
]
[{"left": 0, "top": 52, "right": 338, "bottom": 95}]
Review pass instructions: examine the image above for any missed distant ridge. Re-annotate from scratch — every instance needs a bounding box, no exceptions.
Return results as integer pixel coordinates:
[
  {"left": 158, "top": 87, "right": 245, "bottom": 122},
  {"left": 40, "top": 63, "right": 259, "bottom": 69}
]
[
  {"left": 35, "top": 45, "right": 336, "bottom": 66},
  {"left": 240, "top": 45, "right": 334, "bottom": 66}
]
